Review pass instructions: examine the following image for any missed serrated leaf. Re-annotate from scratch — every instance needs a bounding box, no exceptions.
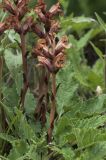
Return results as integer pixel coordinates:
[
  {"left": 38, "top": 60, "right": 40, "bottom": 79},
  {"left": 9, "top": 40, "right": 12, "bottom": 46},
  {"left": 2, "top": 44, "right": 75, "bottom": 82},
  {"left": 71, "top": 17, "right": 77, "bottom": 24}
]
[
  {"left": 24, "top": 90, "right": 36, "bottom": 115},
  {"left": 4, "top": 49, "right": 22, "bottom": 75},
  {"left": 0, "top": 133, "right": 16, "bottom": 144}
]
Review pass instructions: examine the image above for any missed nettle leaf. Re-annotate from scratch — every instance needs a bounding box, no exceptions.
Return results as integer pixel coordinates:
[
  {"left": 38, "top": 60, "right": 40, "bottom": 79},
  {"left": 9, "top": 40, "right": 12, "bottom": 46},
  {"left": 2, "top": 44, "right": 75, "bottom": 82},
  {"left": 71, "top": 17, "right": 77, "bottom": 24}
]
[
  {"left": 77, "top": 142, "right": 106, "bottom": 160},
  {"left": 4, "top": 49, "right": 22, "bottom": 75},
  {"left": 87, "top": 70, "right": 103, "bottom": 89},
  {"left": 50, "top": 146, "right": 75, "bottom": 160},
  {"left": 93, "top": 59, "right": 104, "bottom": 76},
  {"left": 84, "top": 142, "right": 106, "bottom": 160},
  {"left": 3, "top": 83, "right": 19, "bottom": 107},
  {"left": 7, "top": 30, "right": 20, "bottom": 43},
  {"left": 0, "top": 100, "right": 14, "bottom": 122},
  {"left": 73, "top": 115, "right": 106, "bottom": 129},
  {"left": 0, "top": 30, "right": 20, "bottom": 53},
  {"left": 55, "top": 93, "right": 106, "bottom": 147},
  {"left": 72, "top": 128, "right": 106, "bottom": 149},
  {"left": 12, "top": 109, "right": 35, "bottom": 140},
  {"left": 79, "top": 94, "right": 106, "bottom": 115},
  {"left": 19, "top": 116, "right": 35, "bottom": 140},
  {"left": 0, "top": 133, "right": 16, "bottom": 144},
  {"left": 4, "top": 48, "right": 22, "bottom": 95},
  {"left": 24, "top": 89, "right": 36, "bottom": 115},
  {"left": 8, "top": 140, "right": 29, "bottom": 160},
  {"left": 56, "top": 64, "right": 78, "bottom": 117},
  {"left": 63, "top": 94, "right": 106, "bottom": 118},
  {"left": 55, "top": 116, "right": 70, "bottom": 137}
]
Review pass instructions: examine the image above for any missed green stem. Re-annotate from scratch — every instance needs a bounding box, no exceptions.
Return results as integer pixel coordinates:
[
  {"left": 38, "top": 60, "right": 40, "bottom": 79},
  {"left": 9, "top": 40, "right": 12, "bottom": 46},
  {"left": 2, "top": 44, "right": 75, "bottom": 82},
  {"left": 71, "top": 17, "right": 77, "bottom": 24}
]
[
  {"left": 104, "top": 55, "right": 106, "bottom": 89},
  {"left": 104, "top": 31, "right": 106, "bottom": 91}
]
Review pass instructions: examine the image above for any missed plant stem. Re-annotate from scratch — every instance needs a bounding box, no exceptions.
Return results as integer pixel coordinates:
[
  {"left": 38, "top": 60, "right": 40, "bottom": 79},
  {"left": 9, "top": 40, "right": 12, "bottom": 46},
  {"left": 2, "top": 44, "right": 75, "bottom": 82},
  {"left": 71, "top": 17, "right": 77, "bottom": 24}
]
[
  {"left": 0, "top": 57, "right": 8, "bottom": 154},
  {"left": 104, "top": 55, "right": 106, "bottom": 89},
  {"left": 34, "top": 67, "right": 50, "bottom": 126},
  {"left": 19, "top": 33, "right": 28, "bottom": 111},
  {"left": 0, "top": 57, "right": 3, "bottom": 100},
  {"left": 0, "top": 57, "right": 6, "bottom": 132},
  {"left": 47, "top": 73, "right": 56, "bottom": 143},
  {"left": 104, "top": 32, "right": 106, "bottom": 90}
]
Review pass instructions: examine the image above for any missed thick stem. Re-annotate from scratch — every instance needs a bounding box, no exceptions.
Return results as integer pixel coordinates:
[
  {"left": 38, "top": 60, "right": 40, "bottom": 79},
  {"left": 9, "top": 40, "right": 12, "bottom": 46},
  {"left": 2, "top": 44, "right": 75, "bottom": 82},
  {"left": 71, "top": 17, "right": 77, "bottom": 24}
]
[
  {"left": 47, "top": 73, "right": 56, "bottom": 143},
  {"left": 19, "top": 33, "right": 28, "bottom": 110}
]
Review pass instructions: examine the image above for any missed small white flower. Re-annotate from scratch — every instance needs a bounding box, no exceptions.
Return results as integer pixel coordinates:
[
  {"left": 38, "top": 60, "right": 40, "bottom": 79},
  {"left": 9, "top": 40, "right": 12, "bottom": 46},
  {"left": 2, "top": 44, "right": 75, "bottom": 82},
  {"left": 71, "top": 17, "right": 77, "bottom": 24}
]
[{"left": 96, "top": 86, "right": 102, "bottom": 96}]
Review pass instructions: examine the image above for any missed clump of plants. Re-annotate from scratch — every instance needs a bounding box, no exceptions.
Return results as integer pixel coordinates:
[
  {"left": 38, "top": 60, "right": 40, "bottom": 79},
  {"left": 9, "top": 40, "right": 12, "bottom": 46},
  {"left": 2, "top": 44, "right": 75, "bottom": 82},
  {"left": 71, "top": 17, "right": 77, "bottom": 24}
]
[
  {"left": 1, "top": 0, "right": 106, "bottom": 160},
  {"left": 0, "top": 0, "right": 70, "bottom": 157}
]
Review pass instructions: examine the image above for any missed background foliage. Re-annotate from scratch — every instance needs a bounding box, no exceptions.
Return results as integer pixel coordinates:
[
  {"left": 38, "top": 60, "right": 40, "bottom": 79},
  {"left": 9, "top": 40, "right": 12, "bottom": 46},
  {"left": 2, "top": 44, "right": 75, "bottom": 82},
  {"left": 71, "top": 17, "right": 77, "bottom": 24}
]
[{"left": 0, "top": 0, "right": 106, "bottom": 160}]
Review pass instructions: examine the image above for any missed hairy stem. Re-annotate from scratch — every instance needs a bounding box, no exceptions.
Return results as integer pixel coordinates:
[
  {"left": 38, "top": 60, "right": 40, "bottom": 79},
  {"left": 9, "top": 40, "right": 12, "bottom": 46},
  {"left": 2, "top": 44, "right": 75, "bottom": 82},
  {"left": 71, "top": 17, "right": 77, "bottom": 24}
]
[
  {"left": 19, "top": 33, "right": 28, "bottom": 110},
  {"left": 47, "top": 73, "right": 56, "bottom": 143}
]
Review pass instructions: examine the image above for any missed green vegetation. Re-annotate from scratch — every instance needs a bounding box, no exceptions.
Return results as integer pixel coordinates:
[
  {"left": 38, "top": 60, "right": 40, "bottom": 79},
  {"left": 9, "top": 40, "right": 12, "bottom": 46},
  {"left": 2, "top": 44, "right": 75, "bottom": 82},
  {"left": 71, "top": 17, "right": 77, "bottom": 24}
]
[{"left": 0, "top": 0, "right": 106, "bottom": 160}]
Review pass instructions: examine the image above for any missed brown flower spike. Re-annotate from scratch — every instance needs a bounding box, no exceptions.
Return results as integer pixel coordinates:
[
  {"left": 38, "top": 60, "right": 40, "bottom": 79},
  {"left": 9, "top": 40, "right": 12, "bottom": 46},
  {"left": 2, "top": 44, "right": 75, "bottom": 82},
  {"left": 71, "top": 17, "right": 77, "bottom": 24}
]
[
  {"left": 0, "top": 0, "right": 70, "bottom": 144},
  {"left": 0, "top": 0, "right": 35, "bottom": 110},
  {"left": 32, "top": 0, "right": 71, "bottom": 143}
]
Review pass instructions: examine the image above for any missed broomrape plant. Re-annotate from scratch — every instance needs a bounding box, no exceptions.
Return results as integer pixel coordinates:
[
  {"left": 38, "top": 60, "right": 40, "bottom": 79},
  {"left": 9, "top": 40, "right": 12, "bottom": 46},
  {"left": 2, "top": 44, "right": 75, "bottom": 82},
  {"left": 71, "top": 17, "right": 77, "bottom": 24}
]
[
  {"left": 0, "top": 0, "right": 70, "bottom": 155},
  {"left": 1, "top": 0, "right": 106, "bottom": 160}
]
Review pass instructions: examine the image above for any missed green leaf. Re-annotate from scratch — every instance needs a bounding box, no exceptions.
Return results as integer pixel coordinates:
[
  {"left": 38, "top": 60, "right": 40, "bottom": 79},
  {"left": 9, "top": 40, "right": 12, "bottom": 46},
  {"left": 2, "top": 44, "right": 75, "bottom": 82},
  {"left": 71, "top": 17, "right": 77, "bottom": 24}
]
[
  {"left": 8, "top": 140, "right": 29, "bottom": 160},
  {"left": 90, "top": 42, "right": 104, "bottom": 61},
  {"left": 24, "top": 90, "right": 36, "bottom": 115},
  {"left": 0, "top": 133, "right": 16, "bottom": 144},
  {"left": 4, "top": 49, "right": 22, "bottom": 75},
  {"left": 50, "top": 146, "right": 75, "bottom": 160},
  {"left": 77, "top": 29, "right": 94, "bottom": 50},
  {"left": 61, "top": 16, "right": 96, "bottom": 32},
  {"left": 57, "top": 64, "right": 78, "bottom": 117},
  {"left": 95, "top": 13, "right": 106, "bottom": 32}
]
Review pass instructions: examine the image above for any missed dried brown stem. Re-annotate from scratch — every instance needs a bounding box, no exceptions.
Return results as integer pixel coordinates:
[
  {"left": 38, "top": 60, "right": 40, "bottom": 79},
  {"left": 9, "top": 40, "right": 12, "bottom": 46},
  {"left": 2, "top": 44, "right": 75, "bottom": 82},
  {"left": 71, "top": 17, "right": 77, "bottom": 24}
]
[
  {"left": 0, "top": 57, "right": 7, "bottom": 132},
  {"left": 47, "top": 73, "right": 56, "bottom": 143},
  {"left": 19, "top": 33, "right": 28, "bottom": 110},
  {"left": 0, "top": 57, "right": 3, "bottom": 100}
]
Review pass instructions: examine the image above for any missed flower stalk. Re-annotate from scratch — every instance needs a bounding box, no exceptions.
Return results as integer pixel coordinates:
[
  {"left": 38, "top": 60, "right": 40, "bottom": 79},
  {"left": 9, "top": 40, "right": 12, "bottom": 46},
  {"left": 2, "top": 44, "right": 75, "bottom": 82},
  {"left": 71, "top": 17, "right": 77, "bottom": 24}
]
[
  {"left": 0, "top": 0, "right": 70, "bottom": 144},
  {"left": 19, "top": 33, "right": 28, "bottom": 110},
  {"left": 47, "top": 73, "right": 56, "bottom": 142},
  {"left": 32, "top": 0, "right": 70, "bottom": 142}
]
